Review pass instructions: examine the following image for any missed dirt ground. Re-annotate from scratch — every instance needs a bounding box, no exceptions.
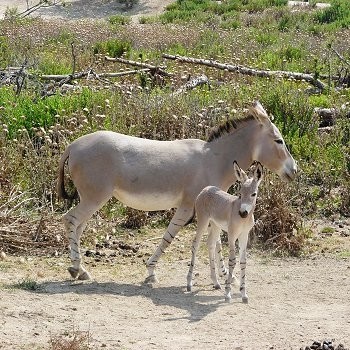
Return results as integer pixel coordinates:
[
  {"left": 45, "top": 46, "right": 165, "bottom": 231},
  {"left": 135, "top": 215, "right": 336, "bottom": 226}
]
[
  {"left": 0, "top": 223, "right": 350, "bottom": 350},
  {"left": 0, "top": 0, "right": 175, "bottom": 21}
]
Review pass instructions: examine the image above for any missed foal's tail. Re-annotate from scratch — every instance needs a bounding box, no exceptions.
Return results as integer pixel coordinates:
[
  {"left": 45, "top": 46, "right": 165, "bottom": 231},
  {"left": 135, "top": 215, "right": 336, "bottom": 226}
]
[{"left": 57, "top": 145, "right": 74, "bottom": 200}]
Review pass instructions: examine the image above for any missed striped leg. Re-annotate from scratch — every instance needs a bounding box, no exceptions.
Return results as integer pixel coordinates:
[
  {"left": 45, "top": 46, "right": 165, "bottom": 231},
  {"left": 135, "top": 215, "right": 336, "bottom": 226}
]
[
  {"left": 224, "top": 233, "right": 239, "bottom": 302},
  {"left": 63, "top": 195, "right": 109, "bottom": 280},
  {"left": 145, "top": 205, "right": 194, "bottom": 284},
  {"left": 207, "top": 230, "right": 221, "bottom": 289},
  {"left": 238, "top": 232, "right": 249, "bottom": 303},
  {"left": 208, "top": 223, "right": 227, "bottom": 277},
  {"left": 187, "top": 218, "right": 209, "bottom": 291}
]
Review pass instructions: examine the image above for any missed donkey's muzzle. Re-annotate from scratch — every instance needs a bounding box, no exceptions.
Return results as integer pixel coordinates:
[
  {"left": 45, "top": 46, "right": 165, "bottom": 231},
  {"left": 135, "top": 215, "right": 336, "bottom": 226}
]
[{"left": 239, "top": 210, "right": 248, "bottom": 218}]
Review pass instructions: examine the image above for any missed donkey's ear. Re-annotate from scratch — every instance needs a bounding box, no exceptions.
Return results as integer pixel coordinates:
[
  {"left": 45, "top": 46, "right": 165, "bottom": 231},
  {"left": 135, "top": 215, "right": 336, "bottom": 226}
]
[
  {"left": 253, "top": 162, "right": 264, "bottom": 182},
  {"left": 233, "top": 161, "right": 247, "bottom": 182},
  {"left": 248, "top": 101, "right": 271, "bottom": 125}
]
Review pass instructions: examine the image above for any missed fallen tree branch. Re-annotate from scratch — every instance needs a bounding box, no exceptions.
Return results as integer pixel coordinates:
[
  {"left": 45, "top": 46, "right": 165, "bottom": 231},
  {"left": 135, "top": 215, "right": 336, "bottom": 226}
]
[
  {"left": 36, "top": 69, "right": 151, "bottom": 81},
  {"left": 105, "top": 56, "right": 172, "bottom": 77},
  {"left": 162, "top": 53, "right": 326, "bottom": 90},
  {"left": 17, "top": 0, "right": 65, "bottom": 18},
  {"left": 330, "top": 46, "right": 350, "bottom": 67}
]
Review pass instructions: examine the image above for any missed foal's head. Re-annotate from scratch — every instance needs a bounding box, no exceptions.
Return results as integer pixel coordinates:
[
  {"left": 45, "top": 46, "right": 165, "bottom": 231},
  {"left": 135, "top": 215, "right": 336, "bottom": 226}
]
[{"left": 233, "top": 161, "right": 263, "bottom": 219}]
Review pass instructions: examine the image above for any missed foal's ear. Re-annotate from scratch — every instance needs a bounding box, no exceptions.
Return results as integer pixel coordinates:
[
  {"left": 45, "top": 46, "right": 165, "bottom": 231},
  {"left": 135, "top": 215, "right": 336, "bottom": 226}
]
[
  {"left": 233, "top": 161, "right": 248, "bottom": 182},
  {"left": 253, "top": 162, "right": 264, "bottom": 182}
]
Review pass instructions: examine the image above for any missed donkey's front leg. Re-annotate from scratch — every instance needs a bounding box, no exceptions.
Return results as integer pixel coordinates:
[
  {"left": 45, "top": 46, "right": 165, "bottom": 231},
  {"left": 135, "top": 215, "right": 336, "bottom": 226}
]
[
  {"left": 145, "top": 205, "right": 194, "bottom": 284},
  {"left": 238, "top": 232, "right": 249, "bottom": 303}
]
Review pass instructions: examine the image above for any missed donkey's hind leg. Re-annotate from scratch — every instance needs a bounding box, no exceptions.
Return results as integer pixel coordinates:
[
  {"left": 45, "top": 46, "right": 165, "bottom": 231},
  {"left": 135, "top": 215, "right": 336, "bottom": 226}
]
[{"left": 63, "top": 195, "right": 109, "bottom": 280}]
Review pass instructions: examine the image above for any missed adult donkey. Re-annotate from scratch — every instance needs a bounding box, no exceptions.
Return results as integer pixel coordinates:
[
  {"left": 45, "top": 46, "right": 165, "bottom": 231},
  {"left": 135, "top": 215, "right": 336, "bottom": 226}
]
[{"left": 57, "top": 101, "right": 297, "bottom": 283}]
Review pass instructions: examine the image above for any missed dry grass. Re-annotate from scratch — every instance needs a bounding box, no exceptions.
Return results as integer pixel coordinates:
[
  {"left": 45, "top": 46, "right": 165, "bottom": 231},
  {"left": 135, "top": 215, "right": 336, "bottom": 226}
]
[
  {"left": 50, "top": 330, "right": 91, "bottom": 350},
  {"left": 254, "top": 176, "right": 309, "bottom": 256}
]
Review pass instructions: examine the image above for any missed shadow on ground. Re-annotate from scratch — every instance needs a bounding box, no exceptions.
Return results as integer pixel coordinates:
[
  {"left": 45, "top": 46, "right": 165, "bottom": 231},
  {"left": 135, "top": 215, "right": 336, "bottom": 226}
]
[{"left": 34, "top": 279, "right": 239, "bottom": 322}]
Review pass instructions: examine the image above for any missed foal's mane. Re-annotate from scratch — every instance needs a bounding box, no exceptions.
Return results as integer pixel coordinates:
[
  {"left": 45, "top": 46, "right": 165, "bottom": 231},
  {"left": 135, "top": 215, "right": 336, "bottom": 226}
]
[{"left": 207, "top": 114, "right": 256, "bottom": 142}]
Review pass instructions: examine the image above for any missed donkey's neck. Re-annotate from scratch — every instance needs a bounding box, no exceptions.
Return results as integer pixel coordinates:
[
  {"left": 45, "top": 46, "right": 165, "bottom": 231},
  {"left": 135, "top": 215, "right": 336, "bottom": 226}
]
[{"left": 205, "top": 123, "right": 257, "bottom": 191}]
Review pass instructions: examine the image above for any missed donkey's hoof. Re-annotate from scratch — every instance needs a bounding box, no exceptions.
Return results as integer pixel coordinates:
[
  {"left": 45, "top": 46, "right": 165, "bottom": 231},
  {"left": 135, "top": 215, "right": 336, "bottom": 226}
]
[
  {"left": 67, "top": 267, "right": 79, "bottom": 279},
  {"left": 213, "top": 283, "right": 222, "bottom": 290},
  {"left": 187, "top": 285, "right": 192, "bottom": 292},
  {"left": 242, "top": 297, "right": 249, "bottom": 304},
  {"left": 78, "top": 271, "right": 91, "bottom": 281},
  {"left": 225, "top": 296, "right": 232, "bottom": 303},
  {"left": 144, "top": 274, "right": 158, "bottom": 284}
]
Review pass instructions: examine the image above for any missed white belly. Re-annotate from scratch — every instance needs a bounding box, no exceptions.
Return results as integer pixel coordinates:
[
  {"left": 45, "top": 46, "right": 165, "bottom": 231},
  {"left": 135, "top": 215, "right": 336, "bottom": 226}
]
[{"left": 113, "top": 189, "right": 182, "bottom": 211}]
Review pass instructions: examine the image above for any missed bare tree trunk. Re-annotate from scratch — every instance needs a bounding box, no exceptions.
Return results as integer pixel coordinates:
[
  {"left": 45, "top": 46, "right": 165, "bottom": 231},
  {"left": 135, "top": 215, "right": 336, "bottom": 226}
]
[
  {"left": 105, "top": 56, "right": 172, "bottom": 77},
  {"left": 162, "top": 53, "right": 326, "bottom": 90}
]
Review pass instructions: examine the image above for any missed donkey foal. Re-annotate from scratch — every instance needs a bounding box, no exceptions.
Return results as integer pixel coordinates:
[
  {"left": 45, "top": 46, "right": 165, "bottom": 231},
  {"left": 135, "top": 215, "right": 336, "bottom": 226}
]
[{"left": 187, "top": 161, "right": 263, "bottom": 303}]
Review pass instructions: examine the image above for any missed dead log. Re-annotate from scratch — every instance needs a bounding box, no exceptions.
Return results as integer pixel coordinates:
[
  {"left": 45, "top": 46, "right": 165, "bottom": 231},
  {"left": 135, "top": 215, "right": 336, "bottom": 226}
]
[
  {"left": 162, "top": 53, "right": 326, "bottom": 90},
  {"left": 37, "top": 69, "right": 151, "bottom": 81},
  {"left": 105, "top": 56, "right": 172, "bottom": 77}
]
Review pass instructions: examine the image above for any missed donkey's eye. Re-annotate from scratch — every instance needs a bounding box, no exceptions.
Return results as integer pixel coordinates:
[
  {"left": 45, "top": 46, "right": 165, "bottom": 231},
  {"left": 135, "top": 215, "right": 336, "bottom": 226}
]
[
  {"left": 251, "top": 193, "right": 257, "bottom": 197},
  {"left": 275, "top": 139, "right": 283, "bottom": 145}
]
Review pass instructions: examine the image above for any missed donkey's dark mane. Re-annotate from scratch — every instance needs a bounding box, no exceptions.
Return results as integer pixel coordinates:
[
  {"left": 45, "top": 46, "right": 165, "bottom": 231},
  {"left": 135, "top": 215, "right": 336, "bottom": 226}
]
[{"left": 207, "top": 114, "right": 255, "bottom": 142}]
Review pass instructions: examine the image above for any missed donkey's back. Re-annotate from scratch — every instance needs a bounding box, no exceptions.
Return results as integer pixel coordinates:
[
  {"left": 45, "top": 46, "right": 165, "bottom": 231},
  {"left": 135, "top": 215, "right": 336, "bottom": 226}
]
[{"left": 58, "top": 131, "right": 206, "bottom": 211}]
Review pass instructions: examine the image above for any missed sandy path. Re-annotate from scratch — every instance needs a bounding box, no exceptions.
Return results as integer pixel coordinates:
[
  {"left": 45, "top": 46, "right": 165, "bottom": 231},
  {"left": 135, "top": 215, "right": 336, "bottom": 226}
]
[
  {"left": 0, "top": 0, "right": 174, "bottom": 20},
  {"left": 1, "top": 254, "right": 349, "bottom": 349}
]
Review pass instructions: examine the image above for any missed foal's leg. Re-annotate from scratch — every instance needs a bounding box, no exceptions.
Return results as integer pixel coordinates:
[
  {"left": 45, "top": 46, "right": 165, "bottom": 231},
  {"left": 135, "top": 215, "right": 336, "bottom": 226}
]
[
  {"left": 208, "top": 223, "right": 227, "bottom": 277},
  {"left": 145, "top": 205, "right": 194, "bottom": 284},
  {"left": 186, "top": 217, "right": 209, "bottom": 291},
  {"left": 224, "top": 232, "right": 239, "bottom": 302},
  {"left": 63, "top": 195, "right": 110, "bottom": 280},
  {"left": 207, "top": 228, "right": 222, "bottom": 290},
  {"left": 238, "top": 232, "right": 249, "bottom": 303}
]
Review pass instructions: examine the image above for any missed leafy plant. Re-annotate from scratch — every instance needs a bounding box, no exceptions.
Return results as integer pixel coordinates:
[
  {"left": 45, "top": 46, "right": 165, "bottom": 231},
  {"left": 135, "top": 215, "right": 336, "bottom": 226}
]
[{"left": 93, "top": 39, "right": 132, "bottom": 58}]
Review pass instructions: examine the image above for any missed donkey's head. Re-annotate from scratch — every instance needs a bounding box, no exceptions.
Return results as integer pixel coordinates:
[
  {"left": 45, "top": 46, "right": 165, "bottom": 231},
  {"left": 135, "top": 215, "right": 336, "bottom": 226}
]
[
  {"left": 249, "top": 101, "right": 297, "bottom": 182},
  {"left": 233, "top": 161, "right": 263, "bottom": 219}
]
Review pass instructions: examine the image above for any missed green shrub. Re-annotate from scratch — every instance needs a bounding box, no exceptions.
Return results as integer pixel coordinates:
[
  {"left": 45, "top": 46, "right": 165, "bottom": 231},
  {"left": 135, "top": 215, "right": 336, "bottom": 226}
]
[
  {"left": 109, "top": 14, "right": 131, "bottom": 25},
  {"left": 314, "top": 0, "right": 350, "bottom": 28},
  {"left": 93, "top": 38, "right": 132, "bottom": 57}
]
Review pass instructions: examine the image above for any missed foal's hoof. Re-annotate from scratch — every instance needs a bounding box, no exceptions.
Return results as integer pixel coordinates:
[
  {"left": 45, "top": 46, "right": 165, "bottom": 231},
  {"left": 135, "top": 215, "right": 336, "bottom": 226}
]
[
  {"left": 78, "top": 271, "right": 91, "bottom": 281},
  {"left": 213, "top": 283, "right": 222, "bottom": 290},
  {"left": 144, "top": 274, "right": 159, "bottom": 284},
  {"left": 225, "top": 296, "right": 232, "bottom": 303},
  {"left": 67, "top": 267, "right": 79, "bottom": 279},
  {"left": 187, "top": 285, "right": 192, "bottom": 292},
  {"left": 242, "top": 297, "right": 249, "bottom": 304}
]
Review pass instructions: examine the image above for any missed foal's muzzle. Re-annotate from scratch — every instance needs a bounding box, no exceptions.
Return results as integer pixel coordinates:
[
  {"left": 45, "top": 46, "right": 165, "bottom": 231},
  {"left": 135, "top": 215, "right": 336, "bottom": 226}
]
[{"left": 239, "top": 210, "right": 248, "bottom": 218}]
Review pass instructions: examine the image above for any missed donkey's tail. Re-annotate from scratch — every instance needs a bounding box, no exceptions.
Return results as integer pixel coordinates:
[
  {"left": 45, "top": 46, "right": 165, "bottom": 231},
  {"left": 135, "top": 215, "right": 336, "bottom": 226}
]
[{"left": 57, "top": 145, "right": 73, "bottom": 200}]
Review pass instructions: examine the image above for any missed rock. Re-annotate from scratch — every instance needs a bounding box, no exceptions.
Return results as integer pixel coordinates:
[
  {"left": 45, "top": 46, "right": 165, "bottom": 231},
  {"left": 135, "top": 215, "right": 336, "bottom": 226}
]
[
  {"left": 85, "top": 250, "right": 96, "bottom": 257},
  {"left": 0, "top": 251, "right": 7, "bottom": 261}
]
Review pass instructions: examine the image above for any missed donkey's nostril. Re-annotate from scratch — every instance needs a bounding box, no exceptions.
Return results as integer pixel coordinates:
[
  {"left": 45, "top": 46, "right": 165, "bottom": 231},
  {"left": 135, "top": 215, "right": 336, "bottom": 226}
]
[{"left": 239, "top": 210, "right": 248, "bottom": 218}]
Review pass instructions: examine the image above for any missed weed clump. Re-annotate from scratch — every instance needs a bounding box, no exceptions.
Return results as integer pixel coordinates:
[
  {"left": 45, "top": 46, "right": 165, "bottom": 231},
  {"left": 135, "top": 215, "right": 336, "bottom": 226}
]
[
  {"left": 50, "top": 330, "right": 91, "bottom": 350},
  {"left": 254, "top": 178, "right": 309, "bottom": 256}
]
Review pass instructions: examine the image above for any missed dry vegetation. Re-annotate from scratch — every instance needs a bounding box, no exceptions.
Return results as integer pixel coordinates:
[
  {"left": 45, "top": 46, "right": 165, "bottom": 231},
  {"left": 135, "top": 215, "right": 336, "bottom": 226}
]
[{"left": 1, "top": 1, "right": 350, "bottom": 261}]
